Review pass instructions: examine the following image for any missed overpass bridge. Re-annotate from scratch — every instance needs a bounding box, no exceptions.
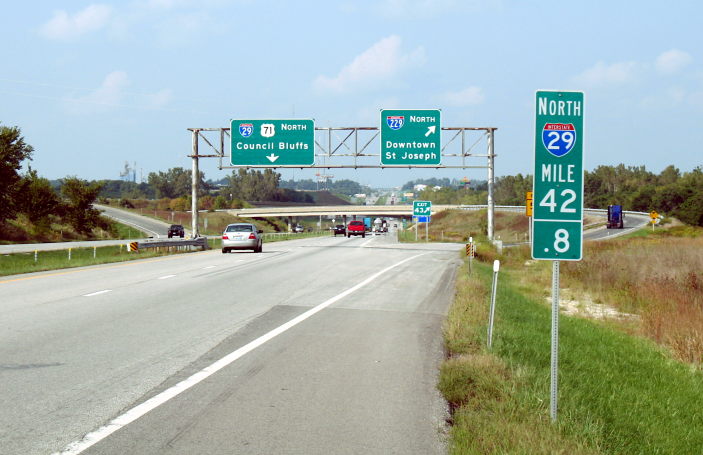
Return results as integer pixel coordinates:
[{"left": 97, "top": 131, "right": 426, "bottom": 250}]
[
  {"left": 226, "top": 205, "right": 458, "bottom": 218},
  {"left": 226, "top": 204, "right": 495, "bottom": 231}
]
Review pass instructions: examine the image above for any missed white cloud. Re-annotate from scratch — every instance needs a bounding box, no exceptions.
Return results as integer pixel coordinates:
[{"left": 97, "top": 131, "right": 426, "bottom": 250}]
[
  {"left": 438, "top": 86, "right": 484, "bottom": 106},
  {"left": 40, "top": 4, "right": 113, "bottom": 40},
  {"left": 572, "top": 61, "right": 639, "bottom": 87},
  {"left": 147, "top": 89, "right": 173, "bottom": 108},
  {"left": 655, "top": 49, "right": 692, "bottom": 74},
  {"left": 64, "top": 72, "right": 174, "bottom": 113},
  {"left": 314, "top": 35, "right": 426, "bottom": 93},
  {"left": 354, "top": 97, "right": 401, "bottom": 123},
  {"left": 77, "top": 71, "right": 130, "bottom": 107}
]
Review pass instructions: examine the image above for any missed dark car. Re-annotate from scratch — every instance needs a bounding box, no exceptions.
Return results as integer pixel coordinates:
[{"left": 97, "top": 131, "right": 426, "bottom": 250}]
[
  {"left": 168, "top": 224, "right": 185, "bottom": 238},
  {"left": 333, "top": 224, "right": 346, "bottom": 236}
]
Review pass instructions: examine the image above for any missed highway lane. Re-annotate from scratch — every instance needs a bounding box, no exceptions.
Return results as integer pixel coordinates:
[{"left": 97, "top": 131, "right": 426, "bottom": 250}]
[
  {"left": 583, "top": 212, "right": 651, "bottom": 241},
  {"left": 94, "top": 204, "right": 177, "bottom": 238},
  {"left": 0, "top": 231, "right": 460, "bottom": 454}
]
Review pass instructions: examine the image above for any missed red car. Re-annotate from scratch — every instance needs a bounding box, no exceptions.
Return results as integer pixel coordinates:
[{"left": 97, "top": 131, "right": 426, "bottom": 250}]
[{"left": 346, "top": 220, "right": 366, "bottom": 238}]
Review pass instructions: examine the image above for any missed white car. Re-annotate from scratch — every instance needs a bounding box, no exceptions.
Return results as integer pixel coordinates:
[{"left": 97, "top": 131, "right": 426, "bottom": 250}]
[{"left": 222, "top": 223, "right": 263, "bottom": 253}]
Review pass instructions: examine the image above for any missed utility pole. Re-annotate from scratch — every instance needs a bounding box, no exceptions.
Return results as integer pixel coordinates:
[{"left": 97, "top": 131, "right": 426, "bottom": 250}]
[
  {"left": 191, "top": 129, "right": 199, "bottom": 238},
  {"left": 487, "top": 128, "right": 496, "bottom": 241}
]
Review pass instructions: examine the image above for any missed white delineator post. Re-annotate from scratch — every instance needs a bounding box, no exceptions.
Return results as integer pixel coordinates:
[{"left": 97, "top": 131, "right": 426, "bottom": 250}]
[{"left": 487, "top": 259, "right": 500, "bottom": 349}]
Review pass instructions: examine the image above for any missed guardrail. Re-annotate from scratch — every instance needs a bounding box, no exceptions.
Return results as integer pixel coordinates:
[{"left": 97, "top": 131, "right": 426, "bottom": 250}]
[{"left": 137, "top": 237, "right": 209, "bottom": 251}]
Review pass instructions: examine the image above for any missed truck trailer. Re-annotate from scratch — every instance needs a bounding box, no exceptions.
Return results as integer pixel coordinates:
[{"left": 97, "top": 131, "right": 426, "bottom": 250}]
[{"left": 607, "top": 205, "right": 624, "bottom": 229}]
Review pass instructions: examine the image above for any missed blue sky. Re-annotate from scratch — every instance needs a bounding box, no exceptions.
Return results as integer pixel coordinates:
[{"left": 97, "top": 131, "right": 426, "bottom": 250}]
[{"left": 1, "top": 0, "right": 701, "bottom": 187}]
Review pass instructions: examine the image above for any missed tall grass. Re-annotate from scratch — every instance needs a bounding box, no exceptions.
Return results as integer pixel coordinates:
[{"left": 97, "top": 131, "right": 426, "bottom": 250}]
[
  {"left": 439, "top": 258, "right": 703, "bottom": 454},
  {"left": 561, "top": 231, "right": 703, "bottom": 366},
  {"left": 398, "top": 209, "right": 530, "bottom": 243}
]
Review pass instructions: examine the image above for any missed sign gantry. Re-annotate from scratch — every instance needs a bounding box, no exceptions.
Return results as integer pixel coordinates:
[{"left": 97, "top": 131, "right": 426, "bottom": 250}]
[{"left": 187, "top": 115, "right": 497, "bottom": 239}]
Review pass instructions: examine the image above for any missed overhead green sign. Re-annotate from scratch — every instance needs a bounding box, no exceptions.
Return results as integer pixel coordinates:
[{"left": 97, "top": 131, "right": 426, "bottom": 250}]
[
  {"left": 380, "top": 109, "right": 441, "bottom": 166},
  {"left": 413, "top": 200, "right": 432, "bottom": 217},
  {"left": 230, "top": 119, "right": 314, "bottom": 166},
  {"left": 532, "top": 91, "right": 584, "bottom": 261}
]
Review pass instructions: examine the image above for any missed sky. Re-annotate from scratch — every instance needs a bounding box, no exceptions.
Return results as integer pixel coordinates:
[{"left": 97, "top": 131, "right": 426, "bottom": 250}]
[{"left": 1, "top": 0, "right": 702, "bottom": 188}]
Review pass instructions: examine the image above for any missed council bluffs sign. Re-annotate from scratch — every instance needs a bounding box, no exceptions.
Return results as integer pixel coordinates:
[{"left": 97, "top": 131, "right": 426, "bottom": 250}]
[
  {"left": 380, "top": 109, "right": 441, "bottom": 166},
  {"left": 230, "top": 119, "right": 314, "bottom": 166}
]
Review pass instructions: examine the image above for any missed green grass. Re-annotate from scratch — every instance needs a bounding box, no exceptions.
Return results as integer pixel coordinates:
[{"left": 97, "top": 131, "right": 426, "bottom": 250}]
[
  {"left": 439, "top": 260, "right": 703, "bottom": 454},
  {"left": 0, "top": 244, "right": 190, "bottom": 277},
  {"left": 112, "top": 221, "right": 149, "bottom": 239}
]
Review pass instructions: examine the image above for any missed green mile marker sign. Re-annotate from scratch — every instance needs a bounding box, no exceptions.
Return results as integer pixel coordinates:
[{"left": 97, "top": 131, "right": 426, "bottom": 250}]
[
  {"left": 230, "top": 119, "right": 314, "bottom": 166},
  {"left": 532, "top": 91, "right": 584, "bottom": 261}
]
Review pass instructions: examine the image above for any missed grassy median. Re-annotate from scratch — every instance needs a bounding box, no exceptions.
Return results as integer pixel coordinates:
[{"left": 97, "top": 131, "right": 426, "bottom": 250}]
[{"left": 439, "top": 235, "right": 703, "bottom": 453}]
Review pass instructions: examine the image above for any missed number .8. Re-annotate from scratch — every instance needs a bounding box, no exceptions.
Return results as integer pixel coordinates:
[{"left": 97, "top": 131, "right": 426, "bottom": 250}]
[{"left": 554, "top": 228, "right": 569, "bottom": 253}]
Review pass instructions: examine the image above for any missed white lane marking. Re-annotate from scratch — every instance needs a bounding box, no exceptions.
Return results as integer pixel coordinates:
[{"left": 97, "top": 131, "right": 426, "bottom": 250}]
[
  {"left": 202, "top": 266, "right": 216, "bottom": 269},
  {"left": 157, "top": 275, "right": 176, "bottom": 280},
  {"left": 360, "top": 237, "right": 376, "bottom": 248},
  {"left": 83, "top": 290, "right": 112, "bottom": 297},
  {"left": 54, "top": 253, "right": 425, "bottom": 455}
]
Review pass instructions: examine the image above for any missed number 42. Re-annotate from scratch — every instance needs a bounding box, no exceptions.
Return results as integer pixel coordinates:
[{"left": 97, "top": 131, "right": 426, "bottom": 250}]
[{"left": 539, "top": 189, "right": 576, "bottom": 213}]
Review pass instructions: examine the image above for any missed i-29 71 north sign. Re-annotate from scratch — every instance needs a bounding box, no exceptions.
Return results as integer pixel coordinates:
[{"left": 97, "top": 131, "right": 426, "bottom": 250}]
[
  {"left": 532, "top": 91, "right": 584, "bottom": 261},
  {"left": 230, "top": 119, "right": 314, "bottom": 166}
]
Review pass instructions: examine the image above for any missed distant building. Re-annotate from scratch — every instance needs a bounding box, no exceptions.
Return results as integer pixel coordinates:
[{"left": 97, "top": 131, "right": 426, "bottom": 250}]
[
  {"left": 354, "top": 193, "right": 367, "bottom": 198},
  {"left": 413, "top": 184, "right": 427, "bottom": 191}
]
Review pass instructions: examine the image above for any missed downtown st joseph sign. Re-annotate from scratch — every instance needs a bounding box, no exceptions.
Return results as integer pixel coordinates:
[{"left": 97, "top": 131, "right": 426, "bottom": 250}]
[
  {"left": 532, "top": 91, "right": 584, "bottom": 261},
  {"left": 380, "top": 109, "right": 441, "bottom": 165}
]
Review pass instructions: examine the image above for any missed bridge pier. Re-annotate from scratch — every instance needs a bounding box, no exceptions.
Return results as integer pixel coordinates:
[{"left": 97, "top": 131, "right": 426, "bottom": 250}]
[{"left": 287, "top": 216, "right": 292, "bottom": 232}]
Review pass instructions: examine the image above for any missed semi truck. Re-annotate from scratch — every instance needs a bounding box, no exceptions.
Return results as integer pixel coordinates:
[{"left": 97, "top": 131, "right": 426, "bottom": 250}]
[{"left": 607, "top": 205, "right": 624, "bottom": 229}]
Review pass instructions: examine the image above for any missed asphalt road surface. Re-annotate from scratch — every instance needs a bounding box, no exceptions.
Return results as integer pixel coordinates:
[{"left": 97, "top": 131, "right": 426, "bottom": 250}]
[
  {"left": 1, "top": 232, "right": 461, "bottom": 454},
  {"left": 95, "top": 204, "right": 178, "bottom": 238},
  {"left": 583, "top": 212, "right": 651, "bottom": 241}
]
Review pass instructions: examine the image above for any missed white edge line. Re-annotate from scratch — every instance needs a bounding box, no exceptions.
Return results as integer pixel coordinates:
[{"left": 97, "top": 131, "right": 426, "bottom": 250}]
[
  {"left": 83, "top": 290, "right": 112, "bottom": 297},
  {"left": 54, "top": 252, "right": 426, "bottom": 455}
]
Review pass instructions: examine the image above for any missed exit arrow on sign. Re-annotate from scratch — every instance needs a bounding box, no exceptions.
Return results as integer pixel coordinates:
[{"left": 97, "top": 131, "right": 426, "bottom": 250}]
[
  {"left": 266, "top": 154, "right": 279, "bottom": 163},
  {"left": 425, "top": 125, "right": 436, "bottom": 137}
]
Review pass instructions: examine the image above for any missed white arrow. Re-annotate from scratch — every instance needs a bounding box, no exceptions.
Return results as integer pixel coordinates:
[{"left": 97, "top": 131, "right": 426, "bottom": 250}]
[
  {"left": 266, "top": 153, "right": 279, "bottom": 163},
  {"left": 425, "top": 125, "right": 436, "bottom": 137}
]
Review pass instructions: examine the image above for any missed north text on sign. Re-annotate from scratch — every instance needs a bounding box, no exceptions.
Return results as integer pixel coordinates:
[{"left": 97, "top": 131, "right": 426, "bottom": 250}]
[{"left": 538, "top": 98, "right": 582, "bottom": 117}]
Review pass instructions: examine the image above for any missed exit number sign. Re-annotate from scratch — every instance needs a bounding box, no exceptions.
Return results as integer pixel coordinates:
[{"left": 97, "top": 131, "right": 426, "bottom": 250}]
[{"left": 532, "top": 91, "right": 584, "bottom": 261}]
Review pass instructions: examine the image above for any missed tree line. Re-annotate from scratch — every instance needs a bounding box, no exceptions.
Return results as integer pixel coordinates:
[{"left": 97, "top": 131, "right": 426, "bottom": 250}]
[
  {"left": 415, "top": 164, "right": 703, "bottom": 226},
  {"left": 280, "top": 178, "right": 370, "bottom": 196},
  {"left": 1, "top": 124, "right": 106, "bottom": 237}
]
